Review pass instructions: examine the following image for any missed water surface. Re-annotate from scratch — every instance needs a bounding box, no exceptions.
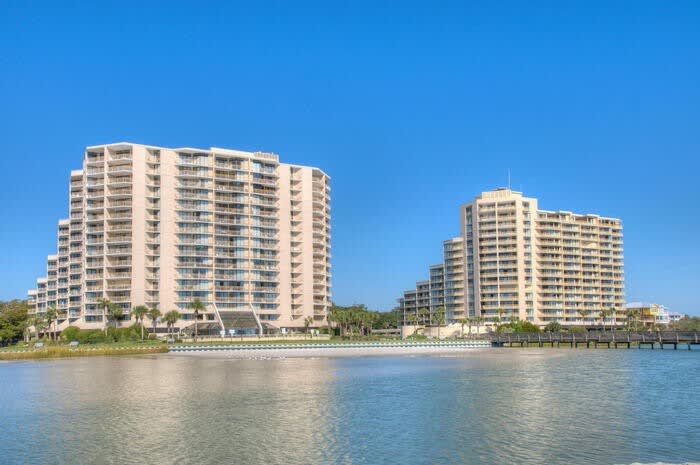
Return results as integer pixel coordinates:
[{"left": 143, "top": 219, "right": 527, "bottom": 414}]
[{"left": 1, "top": 349, "right": 698, "bottom": 464}]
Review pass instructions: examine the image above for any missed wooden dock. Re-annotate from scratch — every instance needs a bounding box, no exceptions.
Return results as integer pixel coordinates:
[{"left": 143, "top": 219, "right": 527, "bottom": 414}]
[{"left": 488, "top": 331, "right": 700, "bottom": 349}]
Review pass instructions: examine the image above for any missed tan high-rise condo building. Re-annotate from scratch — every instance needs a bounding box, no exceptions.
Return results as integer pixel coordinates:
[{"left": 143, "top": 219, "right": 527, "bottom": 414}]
[
  {"left": 27, "top": 142, "right": 331, "bottom": 335},
  {"left": 398, "top": 188, "right": 625, "bottom": 328}
]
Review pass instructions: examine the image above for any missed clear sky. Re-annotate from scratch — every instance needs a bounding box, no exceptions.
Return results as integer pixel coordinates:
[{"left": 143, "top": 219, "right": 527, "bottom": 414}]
[{"left": 1, "top": 1, "right": 698, "bottom": 314}]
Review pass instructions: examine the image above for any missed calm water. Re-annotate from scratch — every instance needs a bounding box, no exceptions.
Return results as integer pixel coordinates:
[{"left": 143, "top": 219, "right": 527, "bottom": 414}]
[{"left": 1, "top": 349, "right": 698, "bottom": 465}]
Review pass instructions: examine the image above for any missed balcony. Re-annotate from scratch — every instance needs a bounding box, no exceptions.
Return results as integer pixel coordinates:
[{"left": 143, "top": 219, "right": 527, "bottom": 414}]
[
  {"left": 215, "top": 171, "right": 247, "bottom": 182},
  {"left": 109, "top": 150, "right": 132, "bottom": 161},
  {"left": 108, "top": 211, "right": 132, "bottom": 220},
  {"left": 108, "top": 187, "right": 132, "bottom": 197},
  {"left": 107, "top": 272, "right": 131, "bottom": 279},
  {"left": 107, "top": 164, "right": 132, "bottom": 174},
  {"left": 106, "top": 247, "right": 132, "bottom": 255},
  {"left": 108, "top": 176, "right": 132, "bottom": 186}
]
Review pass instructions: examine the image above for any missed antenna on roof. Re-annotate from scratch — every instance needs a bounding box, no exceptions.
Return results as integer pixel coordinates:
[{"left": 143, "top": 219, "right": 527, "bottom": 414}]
[{"left": 508, "top": 169, "right": 511, "bottom": 190}]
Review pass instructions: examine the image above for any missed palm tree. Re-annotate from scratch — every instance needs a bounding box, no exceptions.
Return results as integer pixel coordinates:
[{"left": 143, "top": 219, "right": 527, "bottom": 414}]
[
  {"left": 434, "top": 307, "right": 446, "bottom": 339},
  {"left": 45, "top": 305, "right": 58, "bottom": 342},
  {"left": 598, "top": 308, "right": 607, "bottom": 332},
  {"left": 107, "top": 303, "right": 124, "bottom": 329},
  {"left": 496, "top": 307, "right": 506, "bottom": 323},
  {"left": 494, "top": 308, "right": 506, "bottom": 329},
  {"left": 409, "top": 312, "right": 420, "bottom": 335},
  {"left": 33, "top": 315, "right": 48, "bottom": 341},
  {"left": 608, "top": 306, "right": 618, "bottom": 330},
  {"left": 304, "top": 316, "right": 313, "bottom": 337},
  {"left": 625, "top": 308, "right": 640, "bottom": 332},
  {"left": 148, "top": 307, "right": 162, "bottom": 337},
  {"left": 598, "top": 308, "right": 615, "bottom": 332},
  {"left": 418, "top": 307, "right": 429, "bottom": 326},
  {"left": 163, "top": 310, "right": 181, "bottom": 340},
  {"left": 577, "top": 309, "right": 591, "bottom": 328},
  {"left": 189, "top": 299, "right": 205, "bottom": 342},
  {"left": 98, "top": 298, "right": 111, "bottom": 333},
  {"left": 327, "top": 306, "right": 340, "bottom": 336},
  {"left": 130, "top": 305, "right": 149, "bottom": 340},
  {"left": 474, "top": 316, "right": 484, "bottom": 337},
  {"left": 458, "top": 318, "right": 467, "bottom": 338},
  {"left": 466, "top": 317, "right": 474, "bottom": 338}
]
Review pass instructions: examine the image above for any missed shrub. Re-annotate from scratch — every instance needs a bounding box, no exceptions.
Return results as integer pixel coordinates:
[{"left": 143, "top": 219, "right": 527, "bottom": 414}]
[
  {"left": 105, "top": 324, "right": 145, "bottom": 342},
  {"left": 497, "top": 321, "right": 540, "bottom": 333},
  {"left": 61, "top": 326, "right": 81, "bottom": 342},
  {"left": 566, "top": 326, "right": 587, "bottom": 334},
  {"left": 544, "top": 322, "right": 562, "bottom": 332},
  {"left": 78, "top": 329, "right": 108, "bottom": 344},
  {"left": 669, "top": 316, "right": 700, "bottom": 332}
]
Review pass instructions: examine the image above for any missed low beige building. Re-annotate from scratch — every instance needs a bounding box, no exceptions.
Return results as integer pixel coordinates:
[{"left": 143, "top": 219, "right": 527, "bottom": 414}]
[
  {"left": 27, "top": 142, "right": 331, "bottom": 335},
  {"left": 399, "top": 188, "right": 625, "bottom": 328}
]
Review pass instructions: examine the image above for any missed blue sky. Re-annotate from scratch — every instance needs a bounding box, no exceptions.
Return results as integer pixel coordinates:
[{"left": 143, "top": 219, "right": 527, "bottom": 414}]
[{"left": 0, "top": 1, "right": 698, "bottom": 314}]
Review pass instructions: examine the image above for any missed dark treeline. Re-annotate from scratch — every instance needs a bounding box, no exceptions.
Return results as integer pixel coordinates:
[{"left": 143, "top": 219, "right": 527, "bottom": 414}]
[
  {"left": 327, "top": 304, "right": 400, "bottom": 337},
  {"left": 0, "top": 300, "right": 30, "bottom": 345}
]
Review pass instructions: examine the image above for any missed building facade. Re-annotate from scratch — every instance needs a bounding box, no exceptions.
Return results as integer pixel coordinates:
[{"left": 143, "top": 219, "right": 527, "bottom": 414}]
[
  {"left": 624, "top": 302, "right": 686, "bottom": 326},
  {"left": 399, "top": 188, "right": 625, "bottom": 328},
  {"left": 27, "top": 142, "right": 331, "bottom": 334}
]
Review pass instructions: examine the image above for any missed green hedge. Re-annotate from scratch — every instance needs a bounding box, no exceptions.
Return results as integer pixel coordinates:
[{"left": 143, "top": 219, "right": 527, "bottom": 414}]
[
  {"left": 496, "top": 321, "right": 541, "bottom": 333},
  {"left": 61, "top": 324, "right": 149, "bottom": 344}
]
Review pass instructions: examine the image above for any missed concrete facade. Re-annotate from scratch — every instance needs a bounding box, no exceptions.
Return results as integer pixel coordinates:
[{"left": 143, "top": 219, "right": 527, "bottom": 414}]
[
  {"left": 27, "top": 142, "right": 331, "bottom": 333},
  {"left": 399, "top": 188, "right": 625, "bottom": 328}
]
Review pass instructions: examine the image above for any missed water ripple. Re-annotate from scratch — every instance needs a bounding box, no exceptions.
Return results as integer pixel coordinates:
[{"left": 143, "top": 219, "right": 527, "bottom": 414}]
[{"left": 0, "top": 350, "right": 698, "bottom": 464}]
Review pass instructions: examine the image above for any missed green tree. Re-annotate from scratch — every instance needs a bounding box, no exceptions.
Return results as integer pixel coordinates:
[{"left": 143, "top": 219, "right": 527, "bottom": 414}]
[
  {"left": 669, "top": 316, "right": 700, "bottom": 332},
  {"left": 327, "top": 305, "right": 341, "bottom": 336},
  {"left": 434, "top": 306, "right": 446, "bottom": 339},
  {"left": 33, "top": 315, "right": 48, "bottom": 341},
  {"left": 375, "top": 308, "right": 401, "bottom": 330},
  {"left": 603, "top": 307, "right": 617, "bottom": 331},
  {"left": 598, "top": 308, "right": 607, "bottom": 332},
  {"left": 418, "top": 307, "right": 429, "bottom": 326},
  {"left": 163, "top": 310, "right": 181, "bottom": 339},
  {"left": 0, "top": 300, "right": 30, "bottom": 345},
  {"left": 130, "top": 305, "right": 149, "bottom": 340},
  {"left": 608, "top": 307, "right": 618, "bottom": 330},
  {"left": 497, "top": 320, "right": 540, "bottom": 333},
  {"left": 496, "top": 307, "right": 506, "bottom": 323},
  {"left": 189, "top": 299, "right": 205, "bottom": 342},
  {"left": 544, "top": 321, "right": 562, "bottom": 332},
  {"left": 98, "top": 298, "right": 111, "bottom": 332},
  {"left": 474, "top": 316, "right": 484, "bottom": 337},
  {"left": 457, "top": 318, "right": 468, "bottom": 338},
  {"left": 107, "top": 303, "right": 124, "bottom": 329},
  {"left": 304, "top": 316, "right": 313, "bottom": 336},
  {"left": 577, "top": 309, "right": 591, "bottom": 326},
  {"left": 625, "top": 308, "right": 641, "bottom": 332},
  {"left": 148, "top": 307, "right": 162, "bottom": 337},
  {"left": 45, "top": 305, "right": 58, "bottom": 342},
  {"left": 409, "top": 311, "right": 420, "bottom": 335}
]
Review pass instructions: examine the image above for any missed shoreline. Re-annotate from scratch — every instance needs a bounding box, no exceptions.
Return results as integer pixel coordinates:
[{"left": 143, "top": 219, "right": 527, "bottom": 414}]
[
  {"left": 0, "top": 345, "right": 168, "bottom": 361},
  {"left": 171, "top": 344, "right": 492, "bottom": 359}
]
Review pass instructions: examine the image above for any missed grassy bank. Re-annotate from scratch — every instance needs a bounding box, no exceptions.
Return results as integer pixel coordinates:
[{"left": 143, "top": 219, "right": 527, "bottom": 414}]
[{"left": 0, "top": 342, "right": 168, "bottom": 361}]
